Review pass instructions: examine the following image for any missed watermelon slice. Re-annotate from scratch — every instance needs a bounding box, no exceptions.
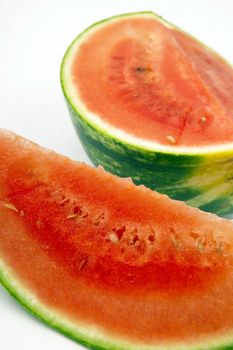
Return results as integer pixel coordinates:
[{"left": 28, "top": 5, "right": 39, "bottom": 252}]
[
  {"left": 60, "top": 12, "right": 233, "bottom": 217},
  {"left": 1, "top": 129, "right": 233, "bottom": 349}
]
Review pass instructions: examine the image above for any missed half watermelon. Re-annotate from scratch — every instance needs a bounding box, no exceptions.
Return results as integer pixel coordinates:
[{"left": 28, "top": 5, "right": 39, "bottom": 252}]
[
  {"left": 61, "top": 12, "right": 233, "bottom": 217},
  {"left": 1, "top": 130, "right": 233, "bottom": 349}
]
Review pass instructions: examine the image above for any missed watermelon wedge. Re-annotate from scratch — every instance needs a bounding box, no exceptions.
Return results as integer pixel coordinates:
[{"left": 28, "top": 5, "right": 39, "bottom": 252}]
[
  {"left": 1, "top": 129, "right": 233, "bottom": 349},
  {"left": 60, "top": 12, "right": 233, "bottom": 217}
]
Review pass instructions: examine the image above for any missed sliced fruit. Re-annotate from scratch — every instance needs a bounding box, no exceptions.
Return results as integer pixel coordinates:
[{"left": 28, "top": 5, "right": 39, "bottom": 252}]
[
  {"left": 60, "top": 12, "right": 233, "bottom": 217},
  {"left": 1, "top": 130, "right": 233, "bottom": 349}
]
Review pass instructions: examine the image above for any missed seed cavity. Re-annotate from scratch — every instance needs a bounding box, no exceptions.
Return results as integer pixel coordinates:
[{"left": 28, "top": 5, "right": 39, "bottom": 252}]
[
  {"left": 148, "top": 233, "right": 155, "bottom": 243},
  {"left": 129, "top": 234, "right": 139, "bottom": 245},
  {"left": 73, "top": 206, "right": 88, "bottom": 219},
  {"left": 166, "top": 135, "right": 176, "bottom": 144},
  {"left": 93, "top": 212, "right": 105, "bottom": 226}
]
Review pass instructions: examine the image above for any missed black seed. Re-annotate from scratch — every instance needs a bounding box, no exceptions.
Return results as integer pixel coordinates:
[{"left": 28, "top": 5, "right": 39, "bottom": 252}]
[{"left": 136, "top": 67, "right": 146, "bottom": 73}]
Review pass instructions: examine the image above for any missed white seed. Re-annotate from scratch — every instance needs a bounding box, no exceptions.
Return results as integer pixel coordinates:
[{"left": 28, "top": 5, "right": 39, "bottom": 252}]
[
  {"left": 67, "top": 214, "right": 78, "bottom": 219},
  {"left": 78, "top": 259, "right": 87, "bottom": 270},
  {"left": 166, "top": 135, "right": 176, "bottom": 144},
  {"left": 109, "top": 232, "right": 119, "bottom": 243},
  {"left": 201, "top": 116, "right": 207, "bottom": 123},
  {"left": 1, "top": 202, "right": 18, "bottom": 212}
]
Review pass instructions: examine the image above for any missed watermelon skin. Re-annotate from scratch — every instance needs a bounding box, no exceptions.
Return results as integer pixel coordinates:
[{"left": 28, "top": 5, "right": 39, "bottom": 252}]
[
  {"left": 60, "top": 12, "right": 233, "bottom": 218},
  {"left": 1, "top": 130, "right": 233, "bottom": 349},
  {"left": 65, "top": 101, "right": 233, "bottom": 219}
]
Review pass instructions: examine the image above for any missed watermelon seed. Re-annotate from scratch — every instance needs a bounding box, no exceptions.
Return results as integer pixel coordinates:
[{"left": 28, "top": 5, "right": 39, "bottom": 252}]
[
  {"left": 166, "top": 135, "right": 176, "bottom": 144},
  {"left": 108, "top": 232, "right": 119, "bottom": 243},
  {"left": 1, "top": 202, "right": 18, "bottom": 212},
  {"left": 59, "top": 196, "right": 70, "bottom": 206},
  {"left": 136, "top": 67, "right": 146, "bottom": 73},
  {"left": 136, "top": 65, "right": 153, "bottom": 73},
  {"left": 93, "top": 212, "right": 105, "bottom": 226},
  {"left": 201, "top": 116, "right": 207, "bottom": 123},
  {"left": 67, "top": 214, "right": 78, "bottom": 219},
  {"left": 108, "top": 226, "right": 126, "bottom": 243},
  {"left": 109, "top": 226, "right": 126, "bottom": 242},
  {"left": 73, "top": 205, "right": 88, "bottom": 219},
  {"left": 78, "top": 258, "right": 87, "bottom": 270}
]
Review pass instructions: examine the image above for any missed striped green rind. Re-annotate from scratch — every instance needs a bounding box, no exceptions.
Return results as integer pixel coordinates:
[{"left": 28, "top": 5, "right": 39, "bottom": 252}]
[
  {"left": 60, "top": 12, "right": 233, "bottom": 218},
  {"left": 65, "top": 102, "right": 233, "bottom": 218},
  {"left": 1, "top": 258, "right": 233, "bottom": 350}
]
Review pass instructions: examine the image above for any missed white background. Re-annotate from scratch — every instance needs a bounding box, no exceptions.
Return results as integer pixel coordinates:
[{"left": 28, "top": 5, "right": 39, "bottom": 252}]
[{"left": 0, "top": 0, "right": 233, "bottom": 349}]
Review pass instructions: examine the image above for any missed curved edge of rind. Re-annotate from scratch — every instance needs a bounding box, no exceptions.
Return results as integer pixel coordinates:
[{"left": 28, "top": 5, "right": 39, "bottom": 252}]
[{"left": 1, "top": 257, "right": 233, "bottom": 350}]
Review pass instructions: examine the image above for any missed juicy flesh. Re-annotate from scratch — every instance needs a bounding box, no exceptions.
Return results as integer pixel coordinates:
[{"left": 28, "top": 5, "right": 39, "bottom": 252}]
[
  {"left": 1, "top": 130, "right": 233, "bottom": 344},
  {"left": 71, "top": 16, "right": 233, "bottom": 146}
]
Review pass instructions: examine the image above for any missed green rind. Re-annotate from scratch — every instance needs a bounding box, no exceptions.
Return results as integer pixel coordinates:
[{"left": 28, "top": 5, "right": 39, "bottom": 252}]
[
  {"left": 60, "top": 12, "right": 233, "bottom": 218},
  {"left": 1, "top": 257, "right": 233, "bottom": 350},
  {"left": 66, "top": 101, "right": 233, "bottom": 218}
]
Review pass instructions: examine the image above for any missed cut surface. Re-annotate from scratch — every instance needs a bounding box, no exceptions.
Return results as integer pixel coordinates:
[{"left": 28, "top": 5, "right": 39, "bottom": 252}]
[
  {"left": 1, "top": 130, "right": 233, "bottom": 349},
  {"left": 62, "top": 12, "right": 233, "bottom": 148}
]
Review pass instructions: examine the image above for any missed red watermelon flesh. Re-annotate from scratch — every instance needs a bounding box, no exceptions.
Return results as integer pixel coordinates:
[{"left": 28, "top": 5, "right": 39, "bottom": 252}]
[
  {"left": 0, "top": 130, "right": 233, "bottom": 348},
  {"left": 72, "top": 15, "right": 233, "bottom": 146}
]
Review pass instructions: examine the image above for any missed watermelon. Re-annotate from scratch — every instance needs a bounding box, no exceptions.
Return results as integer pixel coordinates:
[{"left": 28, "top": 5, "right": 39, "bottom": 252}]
[
  {"left": 1, "top": 129, "right": 233, "bottom": 350},
  {"left": 60, "top": 12, "right": 233, "bottom": 218}
]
